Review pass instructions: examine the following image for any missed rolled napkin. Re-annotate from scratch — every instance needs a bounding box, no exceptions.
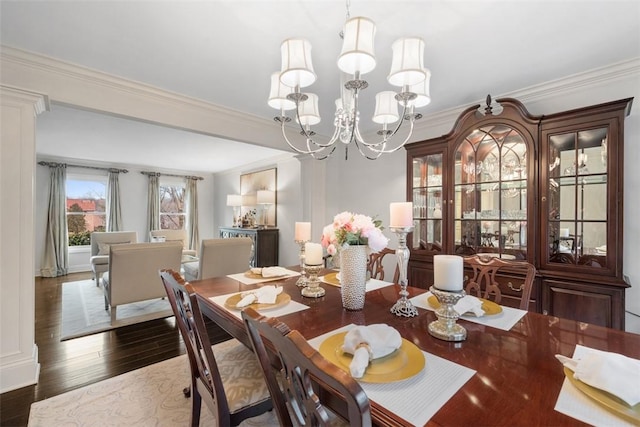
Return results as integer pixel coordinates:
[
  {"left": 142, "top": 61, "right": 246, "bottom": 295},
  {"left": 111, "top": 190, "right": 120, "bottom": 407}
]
[
  {"left": 342, "top": 324, "right": 402, "bottom": 378},
  {"left": 261, "top": 266, "right": 289, "bottom": 277},
  {"left": 556, "top": 351, "right": 640, "bottom": 406},
  {"left": 236, "top": 285, "right": 283, "bottom": 307},
  {"left": 454, "top": 295, "right": 484, "bottom": 317}
]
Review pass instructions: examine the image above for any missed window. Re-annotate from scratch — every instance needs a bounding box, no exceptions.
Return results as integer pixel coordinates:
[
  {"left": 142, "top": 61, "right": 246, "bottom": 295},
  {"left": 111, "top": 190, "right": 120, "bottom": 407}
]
[
  {"left": 160, "top": 179, "right": 185, "bottom": 230},
  {"left": 66, "top": 175, "right": 107, "bottom": 246}
]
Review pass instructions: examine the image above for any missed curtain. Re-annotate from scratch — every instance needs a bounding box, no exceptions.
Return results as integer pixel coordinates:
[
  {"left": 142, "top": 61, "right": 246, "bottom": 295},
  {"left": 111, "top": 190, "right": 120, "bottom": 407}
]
[
  {"left": 147, "top": 173, "right": 160, "bottom": 235},
  {"left": 106, "top": 170, "right": 122, "bottom": 231},
  {"left": 185, "top": 177, "right": 199, "bottom": 252},
  {"left": 41, "top": 164, "right": 68, "bottom": 277}
]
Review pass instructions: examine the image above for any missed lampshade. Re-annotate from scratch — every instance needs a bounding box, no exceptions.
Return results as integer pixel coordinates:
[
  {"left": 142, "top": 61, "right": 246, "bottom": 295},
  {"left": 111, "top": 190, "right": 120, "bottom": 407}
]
[
  {"left": 407, "top": 68, "right": 432, "bottom": 108},
  {"left": 241, "top": 194, "right": 257, "bottom": 206},
  {"left": 388, "top": 37, "right": 426, "bottom": 87},
  {"left": 337, "top": 16, "right": 377, "bottom": 76},
  {"left": 296, "top": 93, "right": 321, "bottom": 126},
  {"left": 280, "top": 38, "right": 316, "bottom": 88},
  {"left": 226, "top": 194, "right": 242, "bottom": 207},
  {"left": 372, "top": 91, "right": 400, "bottom": 124},
  {"left": 268, "top": 72, "right": 296, "bottom": 111},
  {"left": 257, "top": 190, "right": 275, "bottom": 205}
]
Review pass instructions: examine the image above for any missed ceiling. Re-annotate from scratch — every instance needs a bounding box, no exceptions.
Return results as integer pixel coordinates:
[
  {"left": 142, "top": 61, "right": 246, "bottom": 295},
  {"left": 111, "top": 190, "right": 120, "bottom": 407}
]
[{"left": 1, "top": 0, "right": 639, "bottom": 173}]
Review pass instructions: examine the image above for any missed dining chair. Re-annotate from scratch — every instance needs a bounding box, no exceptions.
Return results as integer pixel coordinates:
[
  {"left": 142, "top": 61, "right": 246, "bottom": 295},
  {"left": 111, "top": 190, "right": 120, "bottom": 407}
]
[
  {"left": 367, "top": 247, "right": 400, "bottom": 283},
  {"left": 463, "top": 254, "right": 536, "bottom": 310},
  {"left": 183, "top": 237, "right": 252, "bottom": 282},
  {"left": 241, "top": 307, "right": 372, "bottom": 427},
  {"left": 160, "top": 269, "right": 272, "bottom": 427}
]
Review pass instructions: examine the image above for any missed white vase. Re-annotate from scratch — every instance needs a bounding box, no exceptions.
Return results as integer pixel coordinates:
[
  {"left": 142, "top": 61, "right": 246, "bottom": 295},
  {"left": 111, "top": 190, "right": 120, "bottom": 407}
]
[{"left": 340, "top": 245, "right": 368, "bottom": 310}]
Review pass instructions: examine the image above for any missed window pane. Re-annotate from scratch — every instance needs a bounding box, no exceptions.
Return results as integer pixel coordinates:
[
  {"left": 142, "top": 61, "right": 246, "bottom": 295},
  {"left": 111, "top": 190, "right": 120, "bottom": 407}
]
[
  {"left": 160, "top": 184, "right": 185, "bottom": 230},
  {"left": 66, "top": 177, "right": 106, "bottom": 246}
]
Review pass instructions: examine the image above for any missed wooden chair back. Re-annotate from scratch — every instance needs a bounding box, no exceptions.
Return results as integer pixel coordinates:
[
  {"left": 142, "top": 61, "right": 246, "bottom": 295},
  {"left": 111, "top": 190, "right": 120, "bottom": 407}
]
[
  {"left": 160, "top": 270, "right": 271, "bottom": 426},
  {"left": 463, "top": 255, "right": 536, "bottom": 310},
  {"left": 367, "top": 247, "right": 400, "bottom": 283},
  {"left": 241, "top": 307, "right": 372, "bottom": 427}
]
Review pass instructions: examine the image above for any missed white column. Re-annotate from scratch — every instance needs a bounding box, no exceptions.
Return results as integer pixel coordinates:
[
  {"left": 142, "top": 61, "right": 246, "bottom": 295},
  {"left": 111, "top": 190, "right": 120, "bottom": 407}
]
[{"left": 0, "top": 85, "right": 48, "bottom": 392}]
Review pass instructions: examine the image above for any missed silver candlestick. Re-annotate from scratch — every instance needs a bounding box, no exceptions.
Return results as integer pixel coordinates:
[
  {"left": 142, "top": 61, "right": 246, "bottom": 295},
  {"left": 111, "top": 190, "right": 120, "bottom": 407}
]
[
  {"left": 301, "top": 264, "right": 325, "bottom": 298},
  {"left": 295, "top": 240, "right": 308, "bottom": 287},
  {"left": 428, "top": 286, "right": 467, "bottom": 341},
  {"left": 390, "top": 226, "right": 419, "bottom": 317}
]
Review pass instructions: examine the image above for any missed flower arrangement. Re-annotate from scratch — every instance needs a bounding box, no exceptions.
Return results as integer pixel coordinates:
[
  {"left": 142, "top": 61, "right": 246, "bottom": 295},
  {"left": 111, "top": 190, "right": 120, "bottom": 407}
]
[{"left": 321, "top": 211, "right": 389, "bottom": 255}]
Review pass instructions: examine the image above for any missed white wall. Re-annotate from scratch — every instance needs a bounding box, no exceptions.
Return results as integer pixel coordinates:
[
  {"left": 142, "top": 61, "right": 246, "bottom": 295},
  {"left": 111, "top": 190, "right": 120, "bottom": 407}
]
[
  {"left": 34, "top": 159, "right": 215, "bottom": 275},
  {"left": 213, "top": 154, "right": 301, "bottom": 268}
]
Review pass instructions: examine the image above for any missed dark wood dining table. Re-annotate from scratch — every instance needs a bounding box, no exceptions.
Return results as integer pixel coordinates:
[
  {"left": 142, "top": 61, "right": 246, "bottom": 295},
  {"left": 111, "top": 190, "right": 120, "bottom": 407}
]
[{"left": 190, "top": 268, "right": 640, "bottom": 426}]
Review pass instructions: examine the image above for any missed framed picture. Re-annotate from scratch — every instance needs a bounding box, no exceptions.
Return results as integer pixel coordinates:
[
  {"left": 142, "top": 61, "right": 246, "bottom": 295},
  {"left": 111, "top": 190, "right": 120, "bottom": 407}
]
[{"left": 240, "top": 168, "right": 277, "bottom": 227}]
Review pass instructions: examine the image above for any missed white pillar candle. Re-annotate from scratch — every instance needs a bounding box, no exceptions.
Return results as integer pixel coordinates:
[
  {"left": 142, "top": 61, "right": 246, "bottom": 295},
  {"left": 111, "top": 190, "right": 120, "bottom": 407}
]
[
  {"left": 295, "top": 222, "right": 311, "bottom": 241},
  {"left": 433, "top": 255, "right": 463, "bottom": 291},
  {"left": 560, "top": 228, "right": 570, "bottom": 238},
  {"left": 390, "top": 202, "right": 413, "bottom": 227},
  {"left": 305, "top": 242, "right": 323, "bottom": 265}
]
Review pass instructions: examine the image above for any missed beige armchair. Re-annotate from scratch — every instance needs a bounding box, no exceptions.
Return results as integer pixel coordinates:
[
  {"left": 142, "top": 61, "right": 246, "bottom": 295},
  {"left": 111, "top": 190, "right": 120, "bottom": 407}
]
[
  {"left": 90, "top": 231, "right": 138, "bottom": 283},
  {"left": 102, "top": 241, "right": 182, "bottom": 324},
  {"left": 149, "top": 229, "right": 197, "bottom": 257},
  {"left": 183, "top": 237, "right": 252, "bottom": 281}
]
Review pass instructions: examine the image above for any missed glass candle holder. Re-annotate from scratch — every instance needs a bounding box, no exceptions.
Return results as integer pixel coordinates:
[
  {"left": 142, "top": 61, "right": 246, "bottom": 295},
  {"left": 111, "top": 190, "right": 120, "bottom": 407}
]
[
  {"left": 389, "top": 226, "right": 418, "bottom": 317},
  {"left": 301, "top": 264, "right": 325, "bottom": 298}
]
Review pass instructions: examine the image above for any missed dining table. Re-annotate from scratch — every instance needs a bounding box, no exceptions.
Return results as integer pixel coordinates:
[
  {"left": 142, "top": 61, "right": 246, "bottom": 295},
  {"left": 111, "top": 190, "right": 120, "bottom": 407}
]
[{"left": 189, "top": 267, "right": 640, "bottom": 427}]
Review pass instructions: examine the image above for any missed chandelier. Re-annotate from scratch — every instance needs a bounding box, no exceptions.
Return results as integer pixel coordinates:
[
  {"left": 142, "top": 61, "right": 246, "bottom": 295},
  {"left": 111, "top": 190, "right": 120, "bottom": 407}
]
[{"left": 268, "top": 2, "right": 431, "bottom": 160}]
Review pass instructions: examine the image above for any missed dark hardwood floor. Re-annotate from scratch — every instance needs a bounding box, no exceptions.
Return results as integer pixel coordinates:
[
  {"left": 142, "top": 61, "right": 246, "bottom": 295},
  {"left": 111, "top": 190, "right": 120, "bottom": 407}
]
[{"left": 0, "top": 272, "right": 231, "bottom": 426}]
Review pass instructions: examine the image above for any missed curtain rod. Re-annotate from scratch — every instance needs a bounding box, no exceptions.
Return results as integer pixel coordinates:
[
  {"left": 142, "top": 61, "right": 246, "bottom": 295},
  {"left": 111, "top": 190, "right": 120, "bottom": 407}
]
[
  {"left": 37, "top": 161, "right": 128, "bottom": 173},
  {"left": 140, "top": 171, "right": 204, "bottom": 180}
]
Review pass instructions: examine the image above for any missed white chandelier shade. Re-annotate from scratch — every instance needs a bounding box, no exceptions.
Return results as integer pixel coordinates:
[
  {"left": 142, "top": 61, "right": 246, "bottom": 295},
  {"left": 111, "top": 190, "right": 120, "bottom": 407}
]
[
  {"left": 280, "top": 38, "right": 316, "bottom": 88},
  {"left": 407, "top": 69, "right": 432, "bottom": 108},
  {"left": 337, "top": 16, "right": 377, "bottom": 75},
  {"left": 295, "top": 93, "right": 321, "bottom": 126},
  {"left": 269, "top": 5, "right": 431, "bottom": 160},
  {"left": 268, "top": 72, "right": 296, "bottom": 111},
  {"left": 388, "top": 37, "right": 427, "bottom": 87},
  {"left": 372, "top": 91, "right": 400, "bottom": 125}
]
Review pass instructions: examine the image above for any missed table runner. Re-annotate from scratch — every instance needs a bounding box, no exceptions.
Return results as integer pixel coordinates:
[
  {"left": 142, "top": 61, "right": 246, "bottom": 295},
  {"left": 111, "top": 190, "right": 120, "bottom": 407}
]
[
  {"left": 208, "top": 292, "right": 309, "bottom": 320},
  {"left": 554, "top": 344, "right": 637, "bottom": 426},
  {"left": 308, "top": 324, "right": 476, "bottom": 426},
  {"left": 409, "top": 291, "right": 527, "bottom": 331},
  {"left": 226, "top": 268, "right": 300, "bottom": 285}
]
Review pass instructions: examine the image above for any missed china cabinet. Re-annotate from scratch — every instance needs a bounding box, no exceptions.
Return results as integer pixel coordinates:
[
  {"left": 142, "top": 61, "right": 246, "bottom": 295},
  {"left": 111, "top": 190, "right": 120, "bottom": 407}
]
[
  {"left": 405, "top": 96, "right": 632, "bottom": 329},
  {"left": 218, "top": 227, "right": 279, "bottom": 268}
]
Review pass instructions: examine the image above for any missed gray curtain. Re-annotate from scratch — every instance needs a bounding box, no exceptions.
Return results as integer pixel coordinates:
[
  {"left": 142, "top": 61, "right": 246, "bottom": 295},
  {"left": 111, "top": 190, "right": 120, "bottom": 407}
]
[
  {"left": 106, "top": 170, "right": 122, "bottom": 231},
  {"left": 185, "top": 177, "right": 199, "bottom": 252},
  {"left": 147, "top": 173, "right": 160, "bottom": 234},
  {"left": 41, "top": 163, "right": 69, "bottom": 277}
]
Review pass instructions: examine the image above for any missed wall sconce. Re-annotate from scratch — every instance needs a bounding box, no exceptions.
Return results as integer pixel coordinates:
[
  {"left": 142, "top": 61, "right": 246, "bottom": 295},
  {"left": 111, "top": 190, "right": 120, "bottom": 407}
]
[
  {"left": 257, "top": 190, "right": 275, "bottom": 228},
  {"left": 226, "top": 194, "right": 242, "bottom": 227}
]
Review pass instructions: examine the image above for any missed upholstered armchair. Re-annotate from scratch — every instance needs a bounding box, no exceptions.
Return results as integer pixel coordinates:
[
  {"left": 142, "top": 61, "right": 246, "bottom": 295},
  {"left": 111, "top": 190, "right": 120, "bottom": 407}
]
[
  {"left": 90, "top": 231, "right": 138, "bottom": 283},
  {"left": 149, "top": 229, "right": 197, "bottom": 257},
  {"left": 102, "top": 241, "right": 182, "bottom": 324},
  {"left": 183, "top": 237, "right": 252, "bottom": 281}
]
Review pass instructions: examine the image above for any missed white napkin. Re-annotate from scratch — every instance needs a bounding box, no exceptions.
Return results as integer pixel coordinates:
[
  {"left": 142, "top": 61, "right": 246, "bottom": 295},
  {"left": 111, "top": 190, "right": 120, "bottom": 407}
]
[
  {"left": 261, "top": 266, "right": 289, "bottom": 277},
  {"left": 236, "top": 285, "right": 282, "bottom": 307},
  {"left": 342, "top": 324, "right": 402, "bottom": 378},
  {"left": 454, "top": 295, "right": 484, "bottom": 317},
  {"left": 556, "top": 351, "right": 640, "bottom": 406}
]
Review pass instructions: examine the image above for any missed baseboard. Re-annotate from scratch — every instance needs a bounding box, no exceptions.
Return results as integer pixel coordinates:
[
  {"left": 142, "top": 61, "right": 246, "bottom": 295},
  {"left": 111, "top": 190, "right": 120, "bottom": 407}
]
[{"left": 0, "top": 344, "right": 40, "bottom": 393}]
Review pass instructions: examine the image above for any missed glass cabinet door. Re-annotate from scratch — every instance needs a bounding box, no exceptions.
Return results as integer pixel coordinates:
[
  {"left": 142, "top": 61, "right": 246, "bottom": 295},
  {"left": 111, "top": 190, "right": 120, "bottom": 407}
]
[
  {"left": 546, "top": 127, "right": 608, "bottom": 268},
  {"left": 411, "top": 152, "right": 444, "bottom": 253},
  {"left": 453, "top": 125, "right": 528, "bottom": 259}
]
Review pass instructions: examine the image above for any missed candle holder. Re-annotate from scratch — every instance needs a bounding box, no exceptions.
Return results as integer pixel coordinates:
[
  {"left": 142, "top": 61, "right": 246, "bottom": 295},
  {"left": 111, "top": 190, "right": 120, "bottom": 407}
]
[
  {"left": 428, "top": 286, "right": 467, "bottom": 341},
  {"left": 301, "top": 264, "right": 325, "bottom": 298},
  {"left": 295, "top": 240, "right": 308, "bottom": 287},
  {"left": 389, "top": 226, "right": 419, "bottom": 317}
]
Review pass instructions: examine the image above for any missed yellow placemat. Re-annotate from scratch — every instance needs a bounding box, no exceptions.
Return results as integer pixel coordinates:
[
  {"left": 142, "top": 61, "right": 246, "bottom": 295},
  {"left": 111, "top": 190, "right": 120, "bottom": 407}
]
[
  {"left": 319, "top": 331, "right": 425, "bottom": 383},
  {"left": 224, "top": 292, "right": 291, "bottom": 311},
  {"left": 427, "top": 295, "right": 502, "bottom": 316}
]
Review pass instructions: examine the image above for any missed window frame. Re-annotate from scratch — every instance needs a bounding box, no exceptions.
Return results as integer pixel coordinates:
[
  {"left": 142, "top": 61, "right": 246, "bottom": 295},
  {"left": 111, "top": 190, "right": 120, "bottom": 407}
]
[{"left": 66, "top": 172, "right": 107, "bottom": 247}]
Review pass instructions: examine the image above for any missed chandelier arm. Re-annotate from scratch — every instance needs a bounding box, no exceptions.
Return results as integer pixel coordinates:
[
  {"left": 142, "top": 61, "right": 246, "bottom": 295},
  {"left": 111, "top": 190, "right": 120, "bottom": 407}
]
[
  {"left": 363, "top": 118, "right": 417, "bottom": 154},
  {"left": 352, "top": 135, "right": 385, "bottom": 160},
  {"left": 280, "top": 117, "right": 327, "bottom": 155}
]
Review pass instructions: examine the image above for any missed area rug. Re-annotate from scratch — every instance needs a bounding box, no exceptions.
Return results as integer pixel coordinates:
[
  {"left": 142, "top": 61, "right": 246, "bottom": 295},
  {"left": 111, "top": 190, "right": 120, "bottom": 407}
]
[
  {"left": 28, "top": 348, "right": 279, "bottom": 426},
  {"left": 60, "top": 279, "right": 174, "bottom": 340}
]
